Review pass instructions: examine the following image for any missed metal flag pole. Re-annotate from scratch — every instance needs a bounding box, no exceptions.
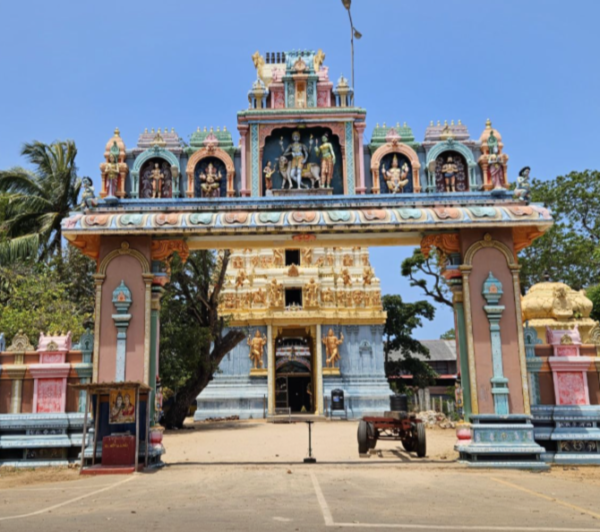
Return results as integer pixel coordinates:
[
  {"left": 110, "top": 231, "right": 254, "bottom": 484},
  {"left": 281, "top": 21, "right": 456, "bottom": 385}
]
[{"left": 341, "top": 0, "right": 362, "bottom": 102}]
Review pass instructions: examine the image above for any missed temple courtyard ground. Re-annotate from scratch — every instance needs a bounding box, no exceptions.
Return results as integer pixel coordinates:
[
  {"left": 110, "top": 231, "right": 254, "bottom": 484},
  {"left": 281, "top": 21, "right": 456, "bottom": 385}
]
[{"left": 1, "top": 419, "right": 600, "bottom": 531}]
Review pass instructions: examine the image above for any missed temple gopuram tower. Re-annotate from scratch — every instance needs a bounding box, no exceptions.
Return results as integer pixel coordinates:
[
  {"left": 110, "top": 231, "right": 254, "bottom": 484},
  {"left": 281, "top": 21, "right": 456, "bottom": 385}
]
[{"left": 195, "top": 247, "right": 390, "bottom": 419}]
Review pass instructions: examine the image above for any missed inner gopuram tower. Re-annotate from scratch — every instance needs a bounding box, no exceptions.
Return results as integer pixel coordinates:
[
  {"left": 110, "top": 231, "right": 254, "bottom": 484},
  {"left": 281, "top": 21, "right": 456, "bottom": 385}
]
[{"left": 196, "top": 246, "right": 389, "bottom": 419}]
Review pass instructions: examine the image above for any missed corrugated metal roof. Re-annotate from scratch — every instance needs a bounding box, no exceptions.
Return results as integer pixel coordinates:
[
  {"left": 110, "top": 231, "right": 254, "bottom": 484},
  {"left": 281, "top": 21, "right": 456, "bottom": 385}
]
[{"left": 388, "top": 339, "right": 457, "bottom": 362}]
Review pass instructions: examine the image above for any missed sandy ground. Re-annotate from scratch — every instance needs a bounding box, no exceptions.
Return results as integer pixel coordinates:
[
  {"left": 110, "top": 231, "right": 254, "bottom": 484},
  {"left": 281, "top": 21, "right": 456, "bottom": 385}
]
[{"left": 162, "top": 418, "right": 460, "bottom": 465}]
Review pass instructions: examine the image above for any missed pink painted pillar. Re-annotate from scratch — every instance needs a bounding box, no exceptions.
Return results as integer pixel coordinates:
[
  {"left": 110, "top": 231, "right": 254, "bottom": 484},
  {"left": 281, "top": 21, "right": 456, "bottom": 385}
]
[
  {"left": 238, "top": 125, "right": 250, "bottom": 197},
  {"left": 355, "top": 122, "right": 366, "bottom": 194}
]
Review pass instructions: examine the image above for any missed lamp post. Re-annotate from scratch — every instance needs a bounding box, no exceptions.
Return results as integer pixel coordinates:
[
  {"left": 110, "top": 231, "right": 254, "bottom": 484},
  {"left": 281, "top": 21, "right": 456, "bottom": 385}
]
[{"left": 341, "top": 0, "right": 362, "bottom": 102}]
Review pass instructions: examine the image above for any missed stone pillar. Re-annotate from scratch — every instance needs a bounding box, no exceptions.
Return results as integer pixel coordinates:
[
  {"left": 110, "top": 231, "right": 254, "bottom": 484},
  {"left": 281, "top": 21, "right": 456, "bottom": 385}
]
[
  {"left": 482, "top": 272, "right": 509, "bottom": 415},
  {"left": 143, "top": 273, "right": 154, "bottom": 385},
  {"left": 149, "top": 285, "right": 164, "bottom": 423},
  {"left": 315, "top": 325, "right": 323, "bottom": 415},
  {"left": 459, "top": 264, "right": 479, "bottom": 414},
  {"left": 250, "top": 124, "right": 259, "bottom": 197},
  {"left": 354, "top": 122, "right": 366, "bottom": 194},
  {"left": 112, "top": 280, "right": 133, "bottom": 382},
  {"left": 6, "top": 366, "right": 26, "bottom": 414},
  {"left": 452, "top": 288, "right": 472, "bottom": 418},
  {"left": 267, "top": 324, "right": 274, "bottom": 415},
  {"left": 238, "top": 125, "right": 249, "bottom": 197}
]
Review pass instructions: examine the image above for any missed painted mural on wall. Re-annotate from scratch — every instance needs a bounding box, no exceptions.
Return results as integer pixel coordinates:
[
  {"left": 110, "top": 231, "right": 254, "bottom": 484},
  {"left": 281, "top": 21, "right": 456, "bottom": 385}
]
[
  {"left": 434, "top": 151, "right": 469, "bottom": 192},
  {"left": 109, "top": 389, "right": 136, "bottom": 424}
]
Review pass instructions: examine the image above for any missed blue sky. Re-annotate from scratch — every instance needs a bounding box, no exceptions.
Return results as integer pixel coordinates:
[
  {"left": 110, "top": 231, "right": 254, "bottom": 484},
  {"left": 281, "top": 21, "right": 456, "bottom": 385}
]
[{"left": 1, "top": 0, "right": 599, "bottom": 339}]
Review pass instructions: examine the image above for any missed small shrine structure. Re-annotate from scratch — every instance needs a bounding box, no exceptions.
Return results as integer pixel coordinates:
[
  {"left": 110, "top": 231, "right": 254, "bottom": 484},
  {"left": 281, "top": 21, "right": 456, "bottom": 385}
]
[{"left": 521, "top": 282, "right": 600, "bottom": 464}]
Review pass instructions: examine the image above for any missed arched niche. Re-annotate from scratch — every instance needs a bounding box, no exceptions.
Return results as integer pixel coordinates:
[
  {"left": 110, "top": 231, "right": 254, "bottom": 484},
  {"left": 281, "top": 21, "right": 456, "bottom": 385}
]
[
  {"left": 370, "top": 142, "right": 421, "bottom": 194},
  {"left": 262, "top": 126, "right": 344, "bottom": 195},
  {"left": 186, "top": 147, "right": 235, "bottom": 198},
  {"left": 131, "top": 147, "right": 180, "bottom": 199},
  {"left": 426, "top": 140, "right": 477, "bottom": 193}
]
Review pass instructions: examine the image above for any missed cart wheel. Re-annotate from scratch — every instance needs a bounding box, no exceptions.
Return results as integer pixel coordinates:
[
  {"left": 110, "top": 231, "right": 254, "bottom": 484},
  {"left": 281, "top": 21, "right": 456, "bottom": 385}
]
[
  {"left": 367, "top": 422, "right": 377, "bottom": 450},
  {"left": 402, "top": 438, "right": 415, "bottom": 452},
  {"left": 357, "top": 420, "right": 369, "bottom": 454},
  {"left": 416, "top": 422, "right": 426, "bottom": 458}
]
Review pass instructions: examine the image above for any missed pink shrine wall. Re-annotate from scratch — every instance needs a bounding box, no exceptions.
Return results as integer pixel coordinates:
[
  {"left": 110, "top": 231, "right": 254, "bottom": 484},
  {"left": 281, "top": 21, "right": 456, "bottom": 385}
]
[
  {"left": 461, "top": 229, "right": 526, "bottom": 414},
  {"left": 97, "top": 237, "right": 151, "bottom": 383}
]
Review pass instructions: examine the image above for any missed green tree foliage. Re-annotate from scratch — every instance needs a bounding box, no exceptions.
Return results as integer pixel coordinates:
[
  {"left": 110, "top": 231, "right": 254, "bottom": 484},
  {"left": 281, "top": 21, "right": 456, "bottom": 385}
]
[
  {"left": 159, "top": 250, "right": 245, "bottom": 428},
  {"left": 382, "top": 294, "right": 438, "bottom": 389},
  {"left": 586, "top": 284, "right": 600, "bottom": 323},
  {"left": 0, "top": 141, "right": 82, "bottom": 263},
  {"left": 440, "top": 328, "right": 456, "bottom": 340},
  {"left": 400, "top": 249, "right": 453, "bottom": 308},
  {"left": 0, "top": 252, "right": 93, "bottom": 343},
  {"left": 519, "top": 171, "right": 600, "bottom": 291}
]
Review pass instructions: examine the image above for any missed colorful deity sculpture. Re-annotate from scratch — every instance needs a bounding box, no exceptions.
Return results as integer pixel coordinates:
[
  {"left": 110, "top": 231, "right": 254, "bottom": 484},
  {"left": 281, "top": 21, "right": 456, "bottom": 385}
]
[
  {"left": 323, "top": 328, "right": 344, "bottom": 368},
  {"left": 247, "top": 330, "right": 267, "bottom": 369},
  {"left": 514, "top": 166, "right": 532, "bottom": 202},
  {"left": 282, "top": 131, "right": 309, "bottom": 189},
  {"left": 263, "top": 160, "right": 275, "bottom": 191},
  {"left": 382, "top": 155, "right": 409, "bottom": 194},
  {"left": 441, "top": 156, "right": 458, "bottom": 192},
  {"left": 79, "top": 176, "right": 98, "bottom": 210},
  {"left": 149, "top": 163, "right": 164, "bottom": 199},
  {"left": 314, "top": 134, "right": 336, "bottom": 188},
  {"left": 200, "top": 162, "right": 222, "bottom": 198}
]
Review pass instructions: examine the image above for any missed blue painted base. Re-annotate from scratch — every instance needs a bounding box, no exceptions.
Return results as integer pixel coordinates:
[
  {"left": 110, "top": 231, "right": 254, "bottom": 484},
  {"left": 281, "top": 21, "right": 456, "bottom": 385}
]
[
  {"left": 194, "top": 375, "right": 268, "bottom": 420},
  {"left": 323, "top": 375, "right": 393, "bottom": 419},
  {"left": 531, "top": 405, "right": 600, "bottom": 465},
  {"left": 0, "top": 413, "right": 90, "bottom": 467},
  {"left": 456, "top": 414, "right": 548, "bottom": 470}
]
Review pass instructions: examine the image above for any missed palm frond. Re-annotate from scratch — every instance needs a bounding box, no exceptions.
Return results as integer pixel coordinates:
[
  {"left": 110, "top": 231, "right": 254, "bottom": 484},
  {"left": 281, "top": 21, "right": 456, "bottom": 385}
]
[
  {"left": 0, "top": 168, "right": 46, "bottom": 196},
  {"left": 0, "top": 233, "right": 40, "bottom": 265}
]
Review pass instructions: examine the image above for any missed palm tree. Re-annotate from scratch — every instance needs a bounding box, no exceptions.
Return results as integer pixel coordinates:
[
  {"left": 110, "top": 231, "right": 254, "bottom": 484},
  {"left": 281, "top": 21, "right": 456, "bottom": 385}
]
[{"left": 0, "top": 140, "right": 82, "bottom": 263}]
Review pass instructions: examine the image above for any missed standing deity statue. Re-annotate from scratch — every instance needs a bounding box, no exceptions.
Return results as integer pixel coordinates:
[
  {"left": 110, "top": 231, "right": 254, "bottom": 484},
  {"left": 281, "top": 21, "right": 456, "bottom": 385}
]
[
  {"left": 314, "top": 134, "right": 336, "bottom": 188},
  {"left": 268, "top": 279, "right": 284, "bottom": 307},
  {"left": 363, "top": 264, "right": 374, "bottom": 285},
  {"left": 247, "top": 330, "right": 267, "bottom": 370},
  {"left": 282, "top": 131, "right": 309, "bottom": 189},
  {"left": 150, "top": 163, "right": 164, "bottom": 199},
  {"left": 106, "top": 141, "right": 120, "bottom": 198},
  {"left": 322, "top": 328, "right": 344, "bottom": 369},
  {"left": 263, "top": 160, "right": 276, "bottom": 192},
  {"left": 200, "top": 162, "right": 222, "bottom": 198},
  {"left": 441, "top": 156, "right": 458, "bottom": 192},
  {"left": 342, "top": 268, "right": 352, "bottom": 286},
  {"left": 382, "top": 155, "right": 409, "bottom": 194},
  {"left": 305, "top": 278, "right": 319, "bottom": 307},
  {"left": 489, "top": 157, "right": 505, "bottom": 189}
]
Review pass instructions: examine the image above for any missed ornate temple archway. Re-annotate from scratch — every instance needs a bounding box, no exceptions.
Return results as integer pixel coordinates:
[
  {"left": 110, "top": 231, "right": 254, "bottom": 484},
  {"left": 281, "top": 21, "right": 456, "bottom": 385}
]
[
  {"left": 370, "top": 141, "right": 421, "bottom": 194},
  {"left": 131, "top": 146, "right": 181, "bottom": 199},
  {"left": 186, "top": 146, "right": 235, "bottom": 198},
  {"left": 426, "top": 140, "right": 478, "bottom": 192}
]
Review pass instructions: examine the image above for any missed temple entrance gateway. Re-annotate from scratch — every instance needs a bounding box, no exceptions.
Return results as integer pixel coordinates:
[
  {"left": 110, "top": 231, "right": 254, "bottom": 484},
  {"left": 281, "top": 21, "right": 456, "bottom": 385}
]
[
  {"left": 59, "top": 48, "right": 556, "bottom": 468},
  {"left": 275, "top": 334, "right": 315, "bottom": 414}
]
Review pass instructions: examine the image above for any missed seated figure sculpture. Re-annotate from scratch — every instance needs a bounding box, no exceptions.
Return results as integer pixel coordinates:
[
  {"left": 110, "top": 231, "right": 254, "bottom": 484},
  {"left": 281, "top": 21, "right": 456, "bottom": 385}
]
[
  {"left": 200, "top": 162, "right": 222, "bottom": 198},
  {"left": 382, "top": 155, "right": 409, "bottom": 193}
]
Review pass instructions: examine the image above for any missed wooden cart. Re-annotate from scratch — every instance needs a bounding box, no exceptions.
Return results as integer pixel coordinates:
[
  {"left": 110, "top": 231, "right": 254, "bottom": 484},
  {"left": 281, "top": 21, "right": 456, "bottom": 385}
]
[{"left": 357, "top": 412, "right": 426, "bottom": 457}]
